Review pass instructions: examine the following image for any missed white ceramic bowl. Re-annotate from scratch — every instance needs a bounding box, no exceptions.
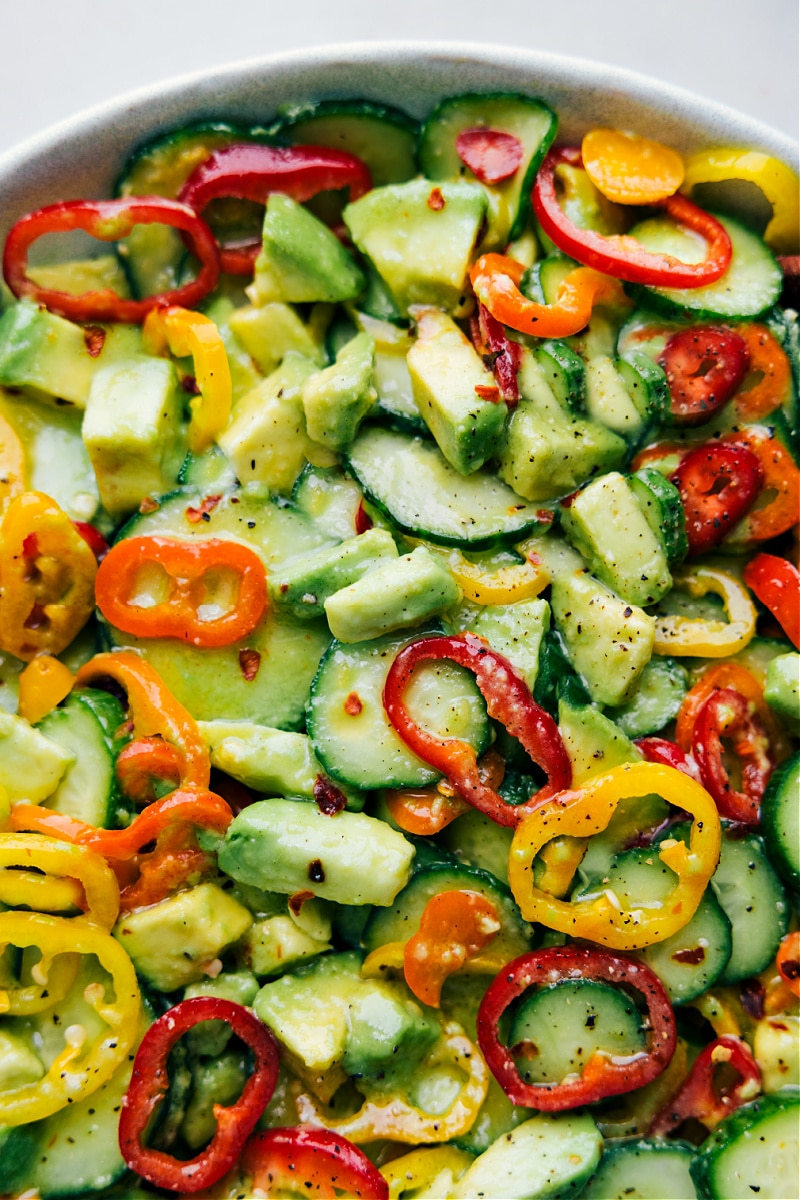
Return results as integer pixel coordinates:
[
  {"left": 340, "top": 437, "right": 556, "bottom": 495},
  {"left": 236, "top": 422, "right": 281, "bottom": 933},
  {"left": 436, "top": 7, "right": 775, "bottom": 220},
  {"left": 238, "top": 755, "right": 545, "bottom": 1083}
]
[{"left": 0, "top": 41, "right": 797, "bottom": 245}]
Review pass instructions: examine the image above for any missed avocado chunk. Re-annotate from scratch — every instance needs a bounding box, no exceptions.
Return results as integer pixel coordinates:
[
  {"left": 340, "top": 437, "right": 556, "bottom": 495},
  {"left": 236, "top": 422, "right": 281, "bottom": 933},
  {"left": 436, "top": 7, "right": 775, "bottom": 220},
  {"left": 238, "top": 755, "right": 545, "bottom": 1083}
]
[
  {"left": 250, "top": 194, "right": 365, "bottom": 305},
  {"left": 344, "top": 179, "right": 486, "bottom": 316},
  {"left": 183, "top": 969, "right": 259, "bottom": 1057},
  {"left": 113, "top": 882, "right": 251, "bottom": 991},
  {"left": 324, "top": 546, "right": 461, "bottom": 643},
  {"left": 82, "top": 356, "right": 184, "bottom": 514},
  {"left": 471, "top": 598, "right": 550, "bottom": 690},
  {"left": 228, "top": 301, "right": 325, "bottom": 374},
  {"left": 0, "top": 300, "right": 97, "bottom": 406},
  {"left": 584, "top": 354, "right": 648, "bottom": 441},
  {"left": 219, "top": 798, "right": 415, "bottom": 907},
  {"left": 551, "top": 570, "right": 655, "bottom": 707},
  {"left": 557, "top": 696, "right": 641, "bottom": 786},
  {"left": 217, "top": 353, "right": 319, "bottom": 493},
  {"left": 270, "top": 527, "right": 399, "bottom": 620},
  {"left": 407, "top": 310, "right": 506, "bottom": 475},
  {"left": 197, "top": 720, "right": 366, "bottom": 811},
  {"left": 302, "top": 331, "right": 377, "bottom": 450},
  {"left": 560, "top": 472, "right": 672, "bottom": 606},
  {"left": 244, "top": 911, "right": 331, "bottom": 977},
  {"left": 0, "top": 1031, "right": 44, "bottom": 1091},
  {"left": 0, "top": 712, "right": 73, "bottom": 803}
]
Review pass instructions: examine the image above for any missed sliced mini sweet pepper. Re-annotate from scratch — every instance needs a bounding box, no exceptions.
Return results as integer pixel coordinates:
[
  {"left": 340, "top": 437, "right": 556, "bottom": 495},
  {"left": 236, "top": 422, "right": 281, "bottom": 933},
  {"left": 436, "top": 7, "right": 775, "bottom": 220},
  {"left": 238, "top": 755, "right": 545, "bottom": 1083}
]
[
  {"left": 744, "top": 553, "right": 800, "bottom": 649},
  {"left": 682, "top": 147, "right": 800, "bottom": 254},
  {"left": 0, "top": 491, "right": 98, "bottom": 661},
  {"left": 0, "top": 832, "right": 119, "bottom": 932},
  {"left": 470, "top": 251, "right": 626, "bottom": 339},
  {"left": 95, "top": 536, "right": 267, "bottom": 648},
  {"left": 477, "top": 946, "right": 677, "bottom": 1110},
  {"left": 114, "top": 736, "right": 184, "bottom": 805},
  {"left": 403, "top": 890, "right": 501, "bottom": 1007},
  {"left": 659, "top": 325, "right": 750, "bottom": 425},
  {"left": 3, "top": 197, "right": 220, "bottom": 321},
  {"left": 720, "top": 427, "right": 800, "bottom": 544},
  {"left": 143, "top": 306, "right": 232, "bottom": 452},
  {"left": 384, "top": 633, "right": 571, "bottom": 827},
  {"left": 692, "top": 686, "right": 775, "bottom": 824},
  {"left": 381, "top": 1146, "right": 473, "bottom": 1200},
  {"left": 241, "top": 1128, "right": 388, "bottom": 1200},
  {"left": 533, "top": 146, "right": 732, "bottom": 287},
  {"left": 74, "top": 651, "right": 210, "bottom": 790},
  {"left": 0, "top": 911, "right": 140, "bottom": 1124},
  {"left": 776, "top": 931, "right": 800, "bottom": 999},
  {"left": 118, "top": 823, "right": 215, "bottom": 913},
  {"left": 383, "top": 747, "right": 505, "bottom": 836},
  {"left": 733, "top": 324, "right": 793, "bottom": 420},
  {"left": 649, "top": 1035, "right": 761, "bottom": 1136},
  {"left": 507, "top": 761, "right": 721, "bottom": 949},
  {"left": 582, "top": 128, "right": 685, "bottom": 205},
  {"left": 17, "top": 654, "right": 75, "bottom": 724},
  {"left": 653, "top": 566, "right": 757, "bottom": 658},
  {"left": 470, "top": 301, "right": 523, "bottom": 402},
  {"left": 457, "top": 128, "right": 524, "bottom": 185},
  {"left": 118, "top": 996, "right": 279, "bottom": 1194},
  {"left": 676, "top": 662, "right": 773, "bottom": 751},
  {"left": 439, "top": 541, "right": 549, "bottom": 605},
  {"left": 671, "top": 442, "right": 763, "bottom": 555}
]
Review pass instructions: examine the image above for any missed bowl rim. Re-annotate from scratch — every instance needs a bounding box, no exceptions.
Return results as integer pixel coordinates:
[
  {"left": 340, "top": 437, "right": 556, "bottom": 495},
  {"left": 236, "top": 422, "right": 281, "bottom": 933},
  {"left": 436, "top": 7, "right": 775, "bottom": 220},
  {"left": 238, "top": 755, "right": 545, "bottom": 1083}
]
[{"left": 0, "top": 39, "right": 796, "bottom": 179}]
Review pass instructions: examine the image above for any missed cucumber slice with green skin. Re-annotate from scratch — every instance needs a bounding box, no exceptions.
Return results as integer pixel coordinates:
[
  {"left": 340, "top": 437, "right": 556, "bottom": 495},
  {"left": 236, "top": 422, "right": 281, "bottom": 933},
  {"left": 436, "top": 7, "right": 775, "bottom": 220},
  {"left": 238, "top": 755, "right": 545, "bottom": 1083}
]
[
  {"left": 36, "top": 690, "right": 128, "bottom": 828},
  {"left": 629, "top": 466, "right": 689, "bottom": 565},
  {"left": 363, "top": 862, "right": 532, "bottom": 965},
  {"left": 627, "top": 213, "right": 783, "bottom": 321},
  {"left": 292, "top": 462, "right": 365, "bottom": 541},
  {"left": 690, "top": 1089, "right": 800, "bottom": 1200},
  {"left": 347, "top": 426, "right": 549, "bottom": 549},
  {"left": 533, "top": 339, "right": 586, "bottom": 414},
  {"left": 270, "top": 99, "right": 418, "bottom": 187},
  {"left": 521, "top": 254, "right": 577, "bottom": 306},
  {"left": 452, "top": 1112, "right": 602, "bottom": 1200},
  {"left": 760, "top": 752, "right": 800, "bottom": 893},
  {"left": 418, "top": 92, "right": 557, "bottom": 245},
  {"left": 580, "top": 1138, "right": 698, "bottom": 1200},
  {"left": 616, "top": 308, "right": 684, "bottom": 362},
  {"left": 605, "top": 656, "right": 689, "bottom": 738},
  {"left": 178, "top": 445, "right": 239, "bottom": 492},
  {"left": 508, "top": 978, "right": 646, "bottom": 1087},
  {"left": 306, "top": 629, "right": 489, "bottom": 789},
  {"left": 616, "top": 351, "right": 670, "bottom": 424}
]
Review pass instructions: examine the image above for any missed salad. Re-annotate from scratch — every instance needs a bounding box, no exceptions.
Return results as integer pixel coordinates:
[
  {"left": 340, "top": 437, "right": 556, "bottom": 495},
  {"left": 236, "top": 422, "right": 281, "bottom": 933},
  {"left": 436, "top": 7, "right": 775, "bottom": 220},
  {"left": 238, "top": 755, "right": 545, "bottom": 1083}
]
[{"left": 0, "top": 83, "right": 798, "bottom": 1200}]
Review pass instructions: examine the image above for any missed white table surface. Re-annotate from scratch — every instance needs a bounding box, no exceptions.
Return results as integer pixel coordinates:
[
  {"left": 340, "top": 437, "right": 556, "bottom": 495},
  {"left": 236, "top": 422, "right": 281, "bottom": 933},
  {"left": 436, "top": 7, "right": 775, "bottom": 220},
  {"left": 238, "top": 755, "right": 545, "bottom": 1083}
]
[{"left": 0, "top": 0, "right": 797, "bottom": 158}]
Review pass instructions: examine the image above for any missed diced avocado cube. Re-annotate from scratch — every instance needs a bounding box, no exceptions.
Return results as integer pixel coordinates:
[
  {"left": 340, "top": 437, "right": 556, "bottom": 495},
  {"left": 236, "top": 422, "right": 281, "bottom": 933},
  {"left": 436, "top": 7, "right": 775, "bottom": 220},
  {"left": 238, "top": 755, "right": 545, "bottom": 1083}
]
[
  {"left": 113, "top": 882, "right": 251, "bottom": 991},
  {"left": 324, "top": 546, "right": 461, "bottom": 643},
  {"left": 498, "top": 398, "right": 626, "bottom": 502},
  {"left": 557, "top": 696, "right": 641, "bottom": 786},
  {"left": 218, "top": 798, "right": 415, "bottom": 907},
  {"left": 302, "top": 331, "right": 377, "bottom": 450},
  {"left": 344, "top": 179, "right": 486, "bottom": 316},
  {"left": 197, "top": 720, "right": 365, "bottom": 811},
  {"left": 407, "top": 310, "right": 506, "bottom": 474},
  {"left": 217, "top": 353, "right": 318, "bottom": 493},
  {"left": 228, "top": 301, "right": 324, "bottom": 374},
  {"left": 245, "top": 913, "right": 331, "bottom": 977},
  {"left": 560, "top": 472, "right": 672, "bottom": 606},
  {"left": 82, "top": 356, "right": 183, "bottom": 514},
  {"left": 765, "top": 652, "right": 800, "bottom": 722},
  {"left": 517, "top": 350, "right": 570, "bottom": 417},
  {"left": 27, "top": 255, "right": 131, "bottom": 299},
  {"left": 0, "top": 712, "right": 73, "bottom": 802},
  {"left": 250, "top": 194, "right": 365, "bottom": 305},
  {"left": 453, "top": 1113, "right": 602, "bottom": 1200},
  {"left": 183, "top": 969, "right": 259, "bottom": 1057},
  {"left": 270, "top": 528, "right": 398, "bottom": 619},
  {"left": 0, "top": 300, "right": 97, "bottom": 406},
  {"left": 342, "top": 983, "right": 439, "bottom": 1085},
  {"left": 182, "top": 1053, "right": 250, "bottom": 1151},
  {"left": 551, "top": 570, "right": 655, "bottom": 707},
  {"left": 0, "top": 1031, "right": 44, "bottom": 1091},
  {"left": 472, "top": 598, "right": 550, "bottom": 690},
  {"left": 584, "top": 355, "right": 647, "bottom": 441}
]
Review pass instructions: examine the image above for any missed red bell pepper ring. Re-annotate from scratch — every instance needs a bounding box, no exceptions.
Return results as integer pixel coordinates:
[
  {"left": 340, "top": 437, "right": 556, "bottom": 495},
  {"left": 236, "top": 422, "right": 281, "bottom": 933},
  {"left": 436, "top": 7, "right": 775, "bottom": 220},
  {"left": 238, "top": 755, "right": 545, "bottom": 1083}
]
[
  {"left": 456, "top": 127, "right": 524, "bottom": 185},
  {"left": 658, "top": 325, "right": 750, "bottom": 425},
  {"left": 72, "top": 520, "right": 110, "bottom": 562},
  {"left": 533, "top": 146, "right": 732, "bottom": 287},
  {"left": 477, "top": 946, "right": 677, "bottom": 1110},
  {"left": 671, "top": 441, "right": 763, "bottom": 555},
  {"left": 722, "top": 427, "right": 800, "bottom": 543},
  {"left": 118, "top": 823, "right": 213, "bottom": 913},
  {"left": 636, "top": 736, "right": 700, "bottom": 780},
  {"left": 178, "top": 143, "right": 373, "bottom": 274},
  {"left": 470, "top": 302, "right": 522, "bottom": 403},
  {"left": 649, "top": 1035, "right": 761, "bottom": 1137},
  {"left": 118, "top": 996, "right": 279, "bottom": 1194},
  {"left": 692, "top": 687, "right": 775, "bottom": 824},
  {"left": 383, "top": 633, "right": 571, "bottom": 828},
  {"left": 744, "top": 553, "right": 800, "bottom": 649},
  {"left": 115, "top": 736, "right": 185, "bottom": 805},
  {"left": 241, "top": 1127, "right": 388, "bottom": 1199},
  {"left": 3, "top": 197, "right": 220, "bottom": 322},
  {"left": 95, "top": 536, "right": 268, "bottom": 648}
]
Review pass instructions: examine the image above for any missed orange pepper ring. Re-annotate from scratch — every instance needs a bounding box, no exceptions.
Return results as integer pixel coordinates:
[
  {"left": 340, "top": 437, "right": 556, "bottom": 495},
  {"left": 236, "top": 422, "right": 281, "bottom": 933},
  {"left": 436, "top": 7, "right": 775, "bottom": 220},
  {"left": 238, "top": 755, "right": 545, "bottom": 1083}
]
[
  {"left": 470, "top": 253, "right": 624, "bottom": 339},
  {"left": 403, "top": 890, "right": 501, "bottom": 1007}
]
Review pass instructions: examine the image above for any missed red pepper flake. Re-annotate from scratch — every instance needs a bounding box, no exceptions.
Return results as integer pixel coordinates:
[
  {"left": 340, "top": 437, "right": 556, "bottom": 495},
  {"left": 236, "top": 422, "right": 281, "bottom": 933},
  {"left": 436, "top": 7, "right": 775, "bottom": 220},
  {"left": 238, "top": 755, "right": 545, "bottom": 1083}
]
[
  {"left": 238, "top": 648, "right": 261, "bottom": 681},
  {"left": 456, "top": 128, "right": 524, "bottom": 185},
  {"left": 427, "top": 187, "right": 446, "bottom": 211},
  {"left": 308, "top": 859, "right": 325, "bottom": 883},
  {"left": 186, "top": 494, "right": 222, "bottom": 524},
  {"left": 344, "top": 691, "right": 363, "bottom": 716},
  {"left": 288, "top": 889, "right": 315, "bottom": 916},
  {"left": 671, "top": 946, "right": 706, "bottom": 965},
  {"left": 23, "top": 602, "right": 48, "bottom": 630},
  {"left": 475, "top": 384, "right": 501, "bottom": 402},
  {"left": 355, "top": 500, "right": 373, "bottom": 534},
  {"left": 83, "top": 325, "right": 106, "bottom": 358},
  {"left": 139, "top": 496, "right": 159, "bottom": 514},
  {"left": 313, "top": 774, "right": 347, "bottom": 816},
  {"left": 72, "top": 520, "right": 110, "bottom": 562},
  {"left": 740, "top": 978, "right": 765, "bottom": 1021},
  {"left": 22, "top": 532, "right": 39, "bottom": 563},
  {"left": 535, "top": 510, "right": 554, "bottom": 526},
  {"left": 181, "top": 373, "right": 200, "bottom": 395}
]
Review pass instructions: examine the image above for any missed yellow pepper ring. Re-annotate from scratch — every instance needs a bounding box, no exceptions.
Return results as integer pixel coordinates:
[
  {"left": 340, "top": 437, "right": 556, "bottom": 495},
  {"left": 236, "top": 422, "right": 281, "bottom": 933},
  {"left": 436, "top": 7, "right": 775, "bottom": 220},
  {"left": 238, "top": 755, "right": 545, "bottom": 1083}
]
[
  {"left": 683, "top": 148, "right": 800, "bottom": 255},
  {"left": 17, "top": 654, "right": 75, "bottom": 725},
  {"left": 653, "top": 566, "right": 757, "bottom": 658},
  {"left": 508, "top": 762, "right": 721, "bottom": 951},
  {"left": 582, "top": 128, "right": 685, "bottom": 205},
  {"left": 143, "top": 305, "right": 232, "bottom": 453},
  {"left": 0, "top": 911, "right": 140, "bottom": 1125},
  {"left": 381, "top": 1146, "right": 474, "bottom": 1199},
  {"left": 444, "top": 542, "right": 550, "bottom": 606},
  {"left": 294, "top": 1021, "right": 489, "bottom": 1144},
  {"left": 0, "top": 833, "right": 120, "bottom": 931}
]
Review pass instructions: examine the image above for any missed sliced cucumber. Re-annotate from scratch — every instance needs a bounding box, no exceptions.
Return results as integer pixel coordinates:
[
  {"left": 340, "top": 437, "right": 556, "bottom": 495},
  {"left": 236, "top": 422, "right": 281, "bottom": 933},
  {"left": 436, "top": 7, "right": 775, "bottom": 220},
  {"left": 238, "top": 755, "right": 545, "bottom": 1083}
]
[
  {"left": 418, "top": 92, "right": 557, "bottom": 245},
  {"left": 306, "top": 629, "right": 489, "bottom": 789},
  {"left": 36, "top": 690, "right": 127, "bottom": 827},
  {"left": 605, "top": 656, "right": 689, "bottom": 738},
  {"left": 581, "top": 1138, "right": 698, "bottom": 1199},
  {"left": 363, "top": 862, "right": 532, "bottom": 968},
  {"left": 271, "top": 99, "right": 418, "bottom": 187},
  {"left": 761, "top": 751, "right": 800, "bottom": 892},
  {"left": 452, "top": 1112, "right": 601, "bottom": 1200},
  {"left": 690, "top": 1089, "right": 800, "bottom": 1200},
  {"left": 521, "top": 253, "right": 577, "bottom": 306},
  {"left": 628, "top": 213, "right": 782, "bottom": 320},
  {"left": 629, "top": 466, "right": 689, "bottom": 565},
  {"left": 292, "top": 462, "right": 366, "bottom": 541},
  {"left": 347, "top": 426, "right": 548, "bottom": 549},
  {"left": 710, "top": 826, "right": 790, "bottom": 983},
  {"left": 533, "top": 339, "right": 586, "bottom": 414}
]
